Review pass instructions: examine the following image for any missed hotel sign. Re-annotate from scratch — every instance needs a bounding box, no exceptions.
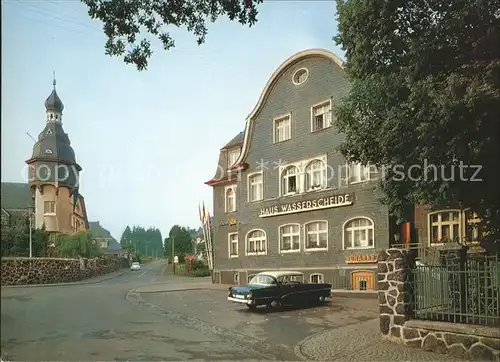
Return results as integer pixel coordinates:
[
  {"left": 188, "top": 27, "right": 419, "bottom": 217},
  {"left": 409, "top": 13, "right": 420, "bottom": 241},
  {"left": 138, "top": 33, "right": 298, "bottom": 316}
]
[
  {"left": 346, "top": 253, "right": 378, "bottom": 264},
  {"left": 220, "top": 218, "right": 237, "bottom": 226},
  {"left": 259, "top": 193, "right": 354, "bottom": 218}
]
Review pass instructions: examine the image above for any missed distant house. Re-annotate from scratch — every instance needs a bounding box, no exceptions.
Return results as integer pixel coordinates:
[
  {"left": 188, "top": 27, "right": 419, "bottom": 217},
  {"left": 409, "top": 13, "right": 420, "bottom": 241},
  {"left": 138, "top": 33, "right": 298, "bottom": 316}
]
[
  {"left": 1, "top": 182, "right": 34, "bottom": 232},
  {"left": 88, "top": 221, "right": 121, "bottom": 255}
]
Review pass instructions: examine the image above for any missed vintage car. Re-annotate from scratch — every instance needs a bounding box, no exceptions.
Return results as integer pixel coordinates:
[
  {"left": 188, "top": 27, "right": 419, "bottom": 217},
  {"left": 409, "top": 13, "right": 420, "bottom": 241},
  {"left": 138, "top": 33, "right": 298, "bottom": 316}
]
[{"left": 227, "top": 271, "right": 332, "bottom": 310}]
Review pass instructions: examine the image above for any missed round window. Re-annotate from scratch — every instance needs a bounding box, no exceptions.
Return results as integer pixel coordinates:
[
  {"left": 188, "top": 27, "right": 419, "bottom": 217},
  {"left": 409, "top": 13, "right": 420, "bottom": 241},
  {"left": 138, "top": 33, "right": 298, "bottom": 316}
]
[{"left": 292, "top": 68, "right": 309, "bottom": 85}]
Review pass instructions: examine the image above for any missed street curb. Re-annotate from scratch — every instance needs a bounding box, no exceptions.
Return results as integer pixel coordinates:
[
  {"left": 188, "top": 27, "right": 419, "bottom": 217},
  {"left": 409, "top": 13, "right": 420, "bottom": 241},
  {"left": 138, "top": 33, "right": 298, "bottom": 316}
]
[
  {"left": 134, "top": 287, "right": 228, "bottom": 294},
  {"left": 293, "top": 328, "right": 327, "bottom": 361},
  {"left": 0, "top": 271, "right": 124, "bottom": 289}
]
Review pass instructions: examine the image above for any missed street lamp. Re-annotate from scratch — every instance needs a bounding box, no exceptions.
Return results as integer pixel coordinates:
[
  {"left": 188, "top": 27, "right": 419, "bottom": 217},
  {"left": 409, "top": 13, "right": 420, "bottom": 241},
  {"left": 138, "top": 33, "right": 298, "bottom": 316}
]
[{"left": 28, "top": 207, "right": 33, "bottom": 258}]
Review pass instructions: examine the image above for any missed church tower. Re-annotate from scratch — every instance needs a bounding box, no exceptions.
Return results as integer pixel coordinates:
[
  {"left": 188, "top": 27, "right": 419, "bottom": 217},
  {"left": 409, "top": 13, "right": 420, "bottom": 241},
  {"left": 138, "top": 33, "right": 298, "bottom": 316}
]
[{"left": 25, "top": 75, "right": 88, "bottom": 234}]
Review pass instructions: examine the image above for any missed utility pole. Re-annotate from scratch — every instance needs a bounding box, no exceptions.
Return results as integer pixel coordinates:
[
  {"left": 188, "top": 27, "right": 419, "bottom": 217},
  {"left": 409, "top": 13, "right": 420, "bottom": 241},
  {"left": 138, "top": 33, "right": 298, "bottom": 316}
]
[
  {"left": 172, "top": 236, "right": 175, "bottom": 274},
  {"left": 29, "top": 208, "right": 33, "bottom": 258}
]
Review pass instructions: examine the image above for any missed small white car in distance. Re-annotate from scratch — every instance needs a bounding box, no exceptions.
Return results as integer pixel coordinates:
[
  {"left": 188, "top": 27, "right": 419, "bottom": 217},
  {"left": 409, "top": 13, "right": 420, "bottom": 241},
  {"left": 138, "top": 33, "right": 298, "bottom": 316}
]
[{"left": 130, "top": 262, "right": 141, "bottom": 271}]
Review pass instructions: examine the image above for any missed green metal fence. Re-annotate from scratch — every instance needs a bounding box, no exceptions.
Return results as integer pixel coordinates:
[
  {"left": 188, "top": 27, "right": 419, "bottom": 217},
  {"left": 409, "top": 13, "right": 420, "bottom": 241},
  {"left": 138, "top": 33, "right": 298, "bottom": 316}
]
[{"left": 412, "top": 255, "right": 500, "bottom": 327}]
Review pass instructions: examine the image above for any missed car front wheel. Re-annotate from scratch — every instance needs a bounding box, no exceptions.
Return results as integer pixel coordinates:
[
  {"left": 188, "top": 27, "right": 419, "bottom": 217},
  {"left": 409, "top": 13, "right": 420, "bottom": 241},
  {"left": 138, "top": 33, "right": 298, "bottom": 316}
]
[{"left": 269, "top": 299, "right": 282, "bottom": 309}]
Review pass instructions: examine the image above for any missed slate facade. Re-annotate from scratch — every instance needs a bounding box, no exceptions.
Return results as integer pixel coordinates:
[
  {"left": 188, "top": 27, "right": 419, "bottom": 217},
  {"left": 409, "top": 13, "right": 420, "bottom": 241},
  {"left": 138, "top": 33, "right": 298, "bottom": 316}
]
[{"left": 205, "top": 49, "right": 398, "bottom": 291}]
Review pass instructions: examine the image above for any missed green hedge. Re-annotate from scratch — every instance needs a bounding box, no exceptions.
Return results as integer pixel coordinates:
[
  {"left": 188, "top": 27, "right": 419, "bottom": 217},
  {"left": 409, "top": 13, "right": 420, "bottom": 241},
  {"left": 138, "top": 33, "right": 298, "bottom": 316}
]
[{"left": 186, "top": 269, "right": 211, "bottom": 277}]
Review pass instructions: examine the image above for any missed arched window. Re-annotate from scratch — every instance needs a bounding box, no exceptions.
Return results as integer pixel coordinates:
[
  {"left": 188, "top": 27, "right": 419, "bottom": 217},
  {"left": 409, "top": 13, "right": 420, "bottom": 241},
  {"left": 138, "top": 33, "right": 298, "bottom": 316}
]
[
  {"left": 225, "top": 186, "right": 236, "bottom": 212},
  {"left": 234, "top": 273, "right": 239, "bottom": 284},
  {"left": 305, "top": 160, "right": 327, "bottom": 190},
  {"left": 281, "top": 166, "right": 299, "bottom": 195},
  {"left": 343, "top": 217, "right": 374, "bottom": 249},
  {"left": 279, "top": 224, "right": 300, "bottom": 252},
  {"left": 247, "top": 274, "right": 255, "bottom": 283},
  {"left": 428, "top": 210, "right": 461, "bottom": 245},
  {"left": 305, "top": 221, "right": 328, "bottom": 250},
  {"left": 310, "top": 273, "right": 324, "bottom": 284},
  {"left": 246, "top": 229, "right": 267, "bottom": 255}
]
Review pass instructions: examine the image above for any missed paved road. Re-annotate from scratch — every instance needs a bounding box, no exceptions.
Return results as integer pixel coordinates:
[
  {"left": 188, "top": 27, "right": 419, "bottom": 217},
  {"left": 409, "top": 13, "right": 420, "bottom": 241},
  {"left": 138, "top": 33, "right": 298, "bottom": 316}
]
[
  {"left": 1, "top": 261, "right": 267, "bottom": 361},
  {"left": 2, "top": 261, "right": 460, "bottom": 361}
]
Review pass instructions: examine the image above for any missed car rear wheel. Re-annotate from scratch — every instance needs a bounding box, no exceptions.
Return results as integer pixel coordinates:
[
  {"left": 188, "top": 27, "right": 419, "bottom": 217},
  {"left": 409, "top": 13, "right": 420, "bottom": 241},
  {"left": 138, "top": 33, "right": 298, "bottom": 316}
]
[{"left": 318, "top": 296, "right": 326, "bottom": 303}]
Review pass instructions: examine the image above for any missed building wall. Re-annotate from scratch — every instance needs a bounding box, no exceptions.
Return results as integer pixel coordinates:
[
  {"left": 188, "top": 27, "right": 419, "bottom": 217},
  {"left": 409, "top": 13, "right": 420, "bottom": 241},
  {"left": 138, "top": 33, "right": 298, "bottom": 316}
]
[
  {"left": 211, "top": 50, "right": 391, "bottom": 289},
  {"left": 33, "top": 184, "right": 87, "bottom": 234}
]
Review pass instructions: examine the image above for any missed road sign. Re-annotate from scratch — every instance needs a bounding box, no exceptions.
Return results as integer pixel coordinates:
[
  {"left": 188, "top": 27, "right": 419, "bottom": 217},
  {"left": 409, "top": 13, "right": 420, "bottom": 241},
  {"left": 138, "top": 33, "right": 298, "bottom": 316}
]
[{"left": 174, "top": 256, "right": 179, "bottom": 263}]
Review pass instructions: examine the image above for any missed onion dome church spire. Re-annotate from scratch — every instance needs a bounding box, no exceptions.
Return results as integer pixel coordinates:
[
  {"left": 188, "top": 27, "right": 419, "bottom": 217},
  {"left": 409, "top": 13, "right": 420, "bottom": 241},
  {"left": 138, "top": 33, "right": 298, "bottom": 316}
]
[{"left": 45, "top": 71, "right": 64, "bottom": 122}]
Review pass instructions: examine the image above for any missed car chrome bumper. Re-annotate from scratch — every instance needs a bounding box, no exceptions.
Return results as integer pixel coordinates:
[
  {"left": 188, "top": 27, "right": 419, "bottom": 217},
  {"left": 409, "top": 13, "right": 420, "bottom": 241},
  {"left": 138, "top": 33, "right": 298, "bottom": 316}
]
[{"left": 227, "top": 297, "right": 253, "bottom": 304}]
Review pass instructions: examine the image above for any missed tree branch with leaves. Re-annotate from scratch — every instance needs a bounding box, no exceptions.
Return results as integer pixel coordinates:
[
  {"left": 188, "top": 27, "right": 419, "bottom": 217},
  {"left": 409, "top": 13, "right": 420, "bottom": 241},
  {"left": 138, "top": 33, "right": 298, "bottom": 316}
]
[{"left": 82, "top": 0, "right": 262, "bottom": 70}]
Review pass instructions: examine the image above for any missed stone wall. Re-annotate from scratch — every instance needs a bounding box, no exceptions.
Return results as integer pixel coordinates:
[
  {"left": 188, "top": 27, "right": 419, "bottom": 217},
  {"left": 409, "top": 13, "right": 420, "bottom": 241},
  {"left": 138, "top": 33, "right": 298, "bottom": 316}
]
[
  {"left": 1, "top": 256, "right": 129, "bottom": 286},
  {"left": 378, "top": 248, "right": 500, "bottom": 361}
]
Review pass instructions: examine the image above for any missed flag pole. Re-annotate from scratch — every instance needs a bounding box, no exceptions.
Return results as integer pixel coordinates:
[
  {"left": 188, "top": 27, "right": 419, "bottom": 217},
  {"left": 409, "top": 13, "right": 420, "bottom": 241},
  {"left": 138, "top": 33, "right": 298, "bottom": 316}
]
[
  {"left": 199, "top": 202, "right": 210, "bottom": 267},
  {"left": 206, "top": 212, "right": 214, "bottom": 270}
]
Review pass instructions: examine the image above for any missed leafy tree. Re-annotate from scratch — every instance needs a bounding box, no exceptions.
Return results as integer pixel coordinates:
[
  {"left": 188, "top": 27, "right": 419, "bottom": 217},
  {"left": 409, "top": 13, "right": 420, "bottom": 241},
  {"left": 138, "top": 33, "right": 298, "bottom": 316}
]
[
  {"left": 164, "top": 225, "right": 193, "bottom": 262},
  {"left": 82, "top": 0, "right": 263, "bottom": 71},
  {"left": 57, "top": 231, "right": 102, "bottom": 258},
  {"left": 334, "top": 0, "right": 500, "bottom": 251},
  {"left": 1, "top": 216, "right": 50, "bottom": 257}
]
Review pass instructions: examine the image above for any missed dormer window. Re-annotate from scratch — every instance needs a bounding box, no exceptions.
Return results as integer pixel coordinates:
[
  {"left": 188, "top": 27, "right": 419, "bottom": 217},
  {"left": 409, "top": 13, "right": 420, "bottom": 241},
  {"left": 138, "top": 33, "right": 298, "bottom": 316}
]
[
  {"left": 44, "top": 149, "right": 53, "bottom": 154},
  {"left": 228, "top": 149, "right": 240, "bottom": 168}
]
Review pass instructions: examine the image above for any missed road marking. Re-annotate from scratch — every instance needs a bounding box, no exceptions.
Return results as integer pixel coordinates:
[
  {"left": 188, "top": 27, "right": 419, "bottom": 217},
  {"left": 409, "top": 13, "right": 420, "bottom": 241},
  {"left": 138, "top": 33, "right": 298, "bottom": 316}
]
[{"left": 137, "top": 271, "right": 148, "bottom": 279}]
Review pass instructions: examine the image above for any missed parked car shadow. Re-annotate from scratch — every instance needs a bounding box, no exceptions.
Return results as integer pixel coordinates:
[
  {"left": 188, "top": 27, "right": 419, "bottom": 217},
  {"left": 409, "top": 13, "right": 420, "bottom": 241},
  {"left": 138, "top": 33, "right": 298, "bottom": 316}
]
[{"left": 235, "top": 300, "right": 331, "bottom": 314}]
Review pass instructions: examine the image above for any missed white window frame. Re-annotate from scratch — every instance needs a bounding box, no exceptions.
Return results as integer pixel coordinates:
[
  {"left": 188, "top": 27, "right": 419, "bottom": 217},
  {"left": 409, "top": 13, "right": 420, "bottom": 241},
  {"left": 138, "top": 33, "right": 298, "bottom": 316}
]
[
  {"left": 305, "top": 159, "right": 327, "bottom": 191},
  {"left": 228, "top": 232, "right": 239, "bottom": 258},
  {"left": 304, "top": 221, "right": 328, "bottom": 251},
  {"left": 44, "top": 201, "right": 56, "bottom": 215},
  {"left": 342, "top": 217, "right": 375, "bottom": 250},
  {"left": 247, "top": 172, "right": 263, "bottom": 202},
  {"left": 428, "top": 210, "right": 461, "bottom": 246},
  {"left": 279, "top": 154, "right": 328, "bottom": 196},
  {"left": 224, "top": 185, "right": 237, "bottom": 213},
  {"left": 245, "top": 229, "right": 267, "bottom": 256},
  {"left": 310, "top": 99, "right": 332, "bottom": 132},
  {"left": 278, "top": 223, "right": 301, "bottom": 253},
  {"left": 310, "top": 273, "right": 324, "bottom": 284},
  {"left": 273, "top": 113, "right": 292, "bottom": 143},
  {"left": 44, "top": 149, "right": 53, "bottom": 154},
  {"left": 281, "top": 165, "right": 300, "bottom": 196},
  {"left": 463, "top": 208, "right": 482, "bottom": 244},
  {"left": 347, "top": 162, "right": 370, "bottom": 184},
  {"left": 292, "top": 67, "right": 309, "bottom": 85},
  {"left": 227, "top": 148, "right": 240, "bottom": 168}
]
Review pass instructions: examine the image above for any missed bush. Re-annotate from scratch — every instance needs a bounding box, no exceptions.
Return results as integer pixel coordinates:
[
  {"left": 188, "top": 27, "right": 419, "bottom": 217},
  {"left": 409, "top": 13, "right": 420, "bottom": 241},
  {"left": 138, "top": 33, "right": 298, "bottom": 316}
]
[
  {"left": 192, "top": 260, "right": 205, "bottom": 270},
  {"left": 186, "top": 269, "right": 210, "bottom": 277}
]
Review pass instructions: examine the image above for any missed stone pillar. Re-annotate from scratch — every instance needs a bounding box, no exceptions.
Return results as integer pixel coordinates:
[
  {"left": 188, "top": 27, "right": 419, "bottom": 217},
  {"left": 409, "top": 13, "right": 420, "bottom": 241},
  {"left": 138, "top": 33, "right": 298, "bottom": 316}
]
[{"left": 378, "top": 248, "right": 415, "bottom": 342}]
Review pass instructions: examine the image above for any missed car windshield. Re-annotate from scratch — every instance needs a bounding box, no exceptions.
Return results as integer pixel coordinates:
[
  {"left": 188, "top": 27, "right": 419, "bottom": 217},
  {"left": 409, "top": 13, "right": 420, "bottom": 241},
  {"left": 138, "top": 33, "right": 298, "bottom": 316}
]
[
  {"left": 248, "top": 275, "right": 276, "bottom": 286},
  {"left": 132, "top": 262, "right": 139, "bottom": 265}
]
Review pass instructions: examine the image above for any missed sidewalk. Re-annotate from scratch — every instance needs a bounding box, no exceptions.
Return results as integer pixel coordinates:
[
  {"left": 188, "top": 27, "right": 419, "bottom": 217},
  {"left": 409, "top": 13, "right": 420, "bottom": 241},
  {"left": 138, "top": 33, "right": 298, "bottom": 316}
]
[
  {"left": 134, "top": 278, "right": 228, "bottom": 293},
  {"left": 295, "top": 318, "right": 460, "bottom": 361}
]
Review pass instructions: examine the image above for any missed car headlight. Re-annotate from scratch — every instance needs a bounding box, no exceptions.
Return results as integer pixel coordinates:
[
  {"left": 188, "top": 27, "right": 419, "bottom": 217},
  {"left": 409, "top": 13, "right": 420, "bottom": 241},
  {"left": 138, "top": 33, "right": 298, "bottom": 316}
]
[{"left": 246, "top": 292, "right": 252, "bottom": 299}]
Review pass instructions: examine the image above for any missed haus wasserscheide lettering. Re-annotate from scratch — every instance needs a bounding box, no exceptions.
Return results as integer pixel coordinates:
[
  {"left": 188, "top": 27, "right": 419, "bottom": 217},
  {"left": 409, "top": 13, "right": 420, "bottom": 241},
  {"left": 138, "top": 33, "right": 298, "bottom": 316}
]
[{"left": 259, "top": 193, "right": 354, "bottom": 218}]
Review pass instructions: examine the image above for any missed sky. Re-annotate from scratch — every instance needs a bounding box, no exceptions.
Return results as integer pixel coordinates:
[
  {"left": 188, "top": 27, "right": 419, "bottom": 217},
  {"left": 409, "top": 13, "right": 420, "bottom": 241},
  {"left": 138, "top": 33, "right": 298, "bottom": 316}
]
[{"left": 1, "top": 0, "right": 344, "bottom": 243}]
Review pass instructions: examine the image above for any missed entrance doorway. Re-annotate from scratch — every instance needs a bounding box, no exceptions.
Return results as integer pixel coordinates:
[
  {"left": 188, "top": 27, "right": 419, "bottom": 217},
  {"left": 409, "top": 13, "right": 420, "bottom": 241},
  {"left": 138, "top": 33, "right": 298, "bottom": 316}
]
[{"left": 351, "top": 271, "right": 375, "bottom": 291}]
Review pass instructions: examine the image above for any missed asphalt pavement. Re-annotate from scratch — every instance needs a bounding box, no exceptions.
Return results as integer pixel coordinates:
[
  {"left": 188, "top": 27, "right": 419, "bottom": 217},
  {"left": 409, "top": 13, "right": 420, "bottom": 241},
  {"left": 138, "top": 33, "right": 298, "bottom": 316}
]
[{"left": 1, "top": 261, "right": 461, "bottom": 361}]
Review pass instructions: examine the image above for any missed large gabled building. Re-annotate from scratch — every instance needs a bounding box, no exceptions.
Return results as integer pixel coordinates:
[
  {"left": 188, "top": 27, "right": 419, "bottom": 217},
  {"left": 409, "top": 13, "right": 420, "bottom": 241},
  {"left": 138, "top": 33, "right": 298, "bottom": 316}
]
[{"left": 204, "top": 49, "right": 407, "bottom": 290}]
